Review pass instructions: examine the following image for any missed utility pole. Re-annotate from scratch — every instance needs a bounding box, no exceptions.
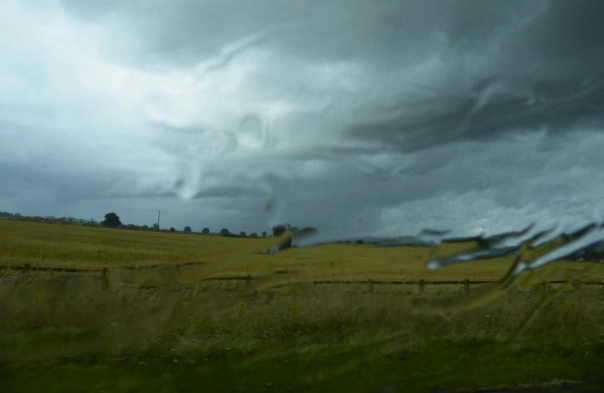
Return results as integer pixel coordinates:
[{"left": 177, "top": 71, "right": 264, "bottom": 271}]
[{"left": 156, "top": 210, "right": 161, "bottom": 231}]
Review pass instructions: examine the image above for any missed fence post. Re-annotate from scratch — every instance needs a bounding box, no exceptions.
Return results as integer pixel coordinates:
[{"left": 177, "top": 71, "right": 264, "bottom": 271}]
[
  {"left": 246, "top": 274, "right": 252, "bottom": 284},
  {"left": 23, "top": 263, "right": 30, "bottom": 274},
  {"left": 464, "top": 279, "right": 470, "bottom": 294},
  {"left": 418, "top": 279, "right": 425, "bottom": 293},
  {"left": 101, "top": 268, "right": 110, "bottom": 289}
]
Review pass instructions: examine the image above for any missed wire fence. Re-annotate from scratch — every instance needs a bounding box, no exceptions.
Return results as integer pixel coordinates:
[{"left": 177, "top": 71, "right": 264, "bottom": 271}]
[
  {"left": 1, "top": 263, "right": 603, "bottom": 293},
  {"left": 311, "top": 278, "right": 604, "bottom": 293}
]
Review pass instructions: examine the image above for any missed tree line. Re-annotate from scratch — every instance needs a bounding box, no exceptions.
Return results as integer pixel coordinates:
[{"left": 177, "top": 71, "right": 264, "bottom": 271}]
[
  {"left": 100, "top": 212, "right": 271, "bottom": 237},
  {"left": 0, "top": 211, "right": 272, "bottom": 238},
  {"left": 0, "top": 210, "right": 317, "bottom": 241}
]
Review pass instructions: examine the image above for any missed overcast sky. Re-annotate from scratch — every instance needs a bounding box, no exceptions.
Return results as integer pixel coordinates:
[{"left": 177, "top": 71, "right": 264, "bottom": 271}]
[{"left": 2, "top": 0, "right": 604, "bottom": 241}]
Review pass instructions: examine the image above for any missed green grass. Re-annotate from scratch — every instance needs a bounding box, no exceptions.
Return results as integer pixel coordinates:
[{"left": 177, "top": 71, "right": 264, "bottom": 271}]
[
  {"left": 1, "top": 218, "right": 604, "bottom": 392},
  {"left": 3, "top": 337, "right": 603, "bottom": 393}
]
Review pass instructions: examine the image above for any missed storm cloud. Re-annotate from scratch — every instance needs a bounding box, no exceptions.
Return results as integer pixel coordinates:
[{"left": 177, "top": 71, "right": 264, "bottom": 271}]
[{"left": 2, "top": 0, "right": 604, "bottom": 240}]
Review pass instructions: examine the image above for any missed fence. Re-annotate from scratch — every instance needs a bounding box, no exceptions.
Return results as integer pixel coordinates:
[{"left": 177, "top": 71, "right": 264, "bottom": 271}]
[
  {"left": 313, "top": 278, "right": 489, "bottom": 293},
  {"left": 0, "top": 263, "right": 105, "bottom": 274},
  {"left": 312, "top": 278, "right": 604, "bottom": 293},
  {"left": 1, "top": 263, "right": 603, "bottom": 293},
  {"left": 0, "top": 262, "right": 207, "bottom": 276},
  {"left": 0, "top": 263, "right": 255, "bottom": 283}
]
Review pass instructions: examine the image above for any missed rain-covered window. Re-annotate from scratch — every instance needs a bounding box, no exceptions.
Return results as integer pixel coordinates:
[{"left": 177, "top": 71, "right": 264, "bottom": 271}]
[{"left": 1, "top": 1, "right": 604, "bottom": 391}]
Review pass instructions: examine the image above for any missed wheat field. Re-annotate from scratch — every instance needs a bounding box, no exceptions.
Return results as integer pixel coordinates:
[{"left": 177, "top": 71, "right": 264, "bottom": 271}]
[{"left": 1, "top": 218, "right": 604, "bottom": 392}]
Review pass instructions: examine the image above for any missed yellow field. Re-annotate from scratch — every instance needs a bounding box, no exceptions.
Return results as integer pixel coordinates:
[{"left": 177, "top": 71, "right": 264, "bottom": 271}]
[
  {"left": 2, "top": 218, "right": 604, "bottom": 287},
  {"left": 0, "top": 219, "right": 265, "bottom": 267},
  {"left": 2, "top": 216, "right": 604, "bottom": 390}
]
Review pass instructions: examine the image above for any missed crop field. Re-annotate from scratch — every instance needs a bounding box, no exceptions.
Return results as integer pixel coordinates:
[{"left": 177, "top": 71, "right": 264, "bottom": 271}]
[{"left": 1, "top": 218, "right": 604, "bottom": 392}]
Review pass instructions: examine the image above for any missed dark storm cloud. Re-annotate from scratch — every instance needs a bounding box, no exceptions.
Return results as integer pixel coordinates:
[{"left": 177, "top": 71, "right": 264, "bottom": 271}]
[
  {"left": 346, "top": 0, "right": 604, "bottom": 152},
  {"left": 349, "top": 76, "right": 604, "bottom": 152},
  {"left": 61, "top": 1, "right": 542, "bottom": 66},
  {"left": 3, "top": 0, "right": 604, "bottom": 242}
]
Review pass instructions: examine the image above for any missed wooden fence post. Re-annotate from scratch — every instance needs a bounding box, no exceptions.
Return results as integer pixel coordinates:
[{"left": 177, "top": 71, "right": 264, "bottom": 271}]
[
  {"left": 464, "top": 279, "right": 470, "bottom": 294},
  {"left": 368, "top": 279, "right": 374, "bottom": 293},
  {"left": 23, "top": 263, "right": 30, "bottom": 274},
  {"left": 246, "top": 274, "right": 252, "bottom": 284},
  {"left": 101, "top": 268, "right": 110, "bottom": 289},
  {"left": 418, "top": 279, "right": 425, "bottom": 293}
]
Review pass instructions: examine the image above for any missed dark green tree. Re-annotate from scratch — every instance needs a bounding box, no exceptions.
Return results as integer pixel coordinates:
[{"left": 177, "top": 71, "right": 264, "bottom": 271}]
[
  {"left": 272, "top": 225, "right": 287, "bottom": 237},
  {"left": 184, "top": 226, "right": 192, "bottom": 233},
  {"left": 201, "top": 227, "right": 210, "bottom": 235},
  {"left": 101, "top": 212, "right": 122, "bottom": 228},
  {"left": 220, "top": 228, "right": 231, "bottom": 236}
]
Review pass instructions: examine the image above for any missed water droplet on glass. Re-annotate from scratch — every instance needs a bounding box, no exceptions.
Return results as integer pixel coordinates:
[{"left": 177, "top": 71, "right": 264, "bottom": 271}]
[{"left": 425, "top": 222, "right": 604, "bottom": 283}]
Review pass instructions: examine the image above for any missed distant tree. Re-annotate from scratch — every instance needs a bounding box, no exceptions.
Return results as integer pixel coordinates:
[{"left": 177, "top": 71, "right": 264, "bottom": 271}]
[
  {"left": 262, "top": 231, "right": 267, "bottom": 237},
  {"left": 184, "top": 226, "right": 192, "bottom": 233},
  {"left": 272, "top": 225, "right": 287, "bottom": 237},
  {"left": 220, "top": 228, "right": 231, "bottom": 236},
  {"left": 152, "top": 223, "right": 159, "bottom": 231},
  {"left": 240, "top": 231, "right": 246, "bottom": 237},
  {"left": 170, "top": 227, "right": 176, "bottom": 232},
  {"left": 201, "top": 227, "right": 210, "bottom": 235},
  {"left": 101, "top": 212, "right": 122, "bottom": 228},
  {"left": 250, "top": 232, "right": 258, "bottom": 238}
]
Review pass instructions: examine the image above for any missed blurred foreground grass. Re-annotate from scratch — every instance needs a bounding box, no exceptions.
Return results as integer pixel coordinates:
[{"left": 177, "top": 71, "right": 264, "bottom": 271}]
[{"left": 1, "top": 219, "right": 604, "bottom": 392}]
